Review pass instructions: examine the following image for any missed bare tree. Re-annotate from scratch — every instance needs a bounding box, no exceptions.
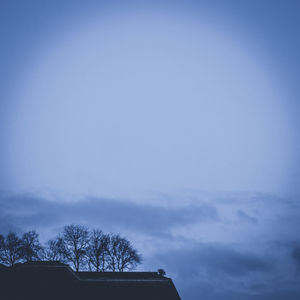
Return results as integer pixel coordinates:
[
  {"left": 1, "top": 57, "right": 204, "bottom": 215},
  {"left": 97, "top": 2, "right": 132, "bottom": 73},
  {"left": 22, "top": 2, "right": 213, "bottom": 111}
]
[
  {"left": 87, "top": 230, "right": 109, "bottom": 272},
  {"left": 107, "top": 234, "right": 141, "bottom": 272},
  {"left": 44, "top": 237, "right": 66, "bottom": 262},
  {"left": 0, "top": 234, "right": 4, "bottom": 262},
  {"left": 20, "top": 230, "right": 43, "bottom": 262},
  {"left": 62, "top": 224, "right": 89, "bottom": 272},
  {"left": 0, "top": 227, "right": 142, "bottom": 273},
  {"left": 0, "top": 232, "right": 22, "bottom": 266}
]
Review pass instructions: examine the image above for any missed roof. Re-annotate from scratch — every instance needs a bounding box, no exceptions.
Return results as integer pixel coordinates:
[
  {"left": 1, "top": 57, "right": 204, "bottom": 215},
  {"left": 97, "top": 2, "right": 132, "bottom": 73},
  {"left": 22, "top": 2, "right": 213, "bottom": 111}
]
[
  {"left": 77, "top": 271, "right": 165, "bottom": 280},
  {"left": 0, "top": 262, "right": 181, "bottom": 300}
]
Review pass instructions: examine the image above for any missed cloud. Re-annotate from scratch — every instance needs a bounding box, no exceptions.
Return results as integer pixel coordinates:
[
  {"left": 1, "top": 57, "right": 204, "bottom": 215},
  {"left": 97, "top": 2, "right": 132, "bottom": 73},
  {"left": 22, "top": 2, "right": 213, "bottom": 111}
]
[
  {"left": 0, "top": 192, "right": 218, "bottom": 237},
  {"left": 236, "top": 209, "right": 258, "bottom": 224},
  {"left": 154, "top": 242, "right": 271, "bottom": 277},
  {"left": 1, "top": 191, "right": 300, "bottom": 299},
  {"left": 149, "top": 241, "right": 300, "bottom": 300}
]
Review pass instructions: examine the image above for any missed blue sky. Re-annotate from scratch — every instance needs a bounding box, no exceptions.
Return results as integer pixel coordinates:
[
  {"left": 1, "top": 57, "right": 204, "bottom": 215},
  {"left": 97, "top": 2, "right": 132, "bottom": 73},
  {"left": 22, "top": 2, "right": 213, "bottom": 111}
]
[{"left": 0, "top": 1, "right": 300, "bottom": 299}]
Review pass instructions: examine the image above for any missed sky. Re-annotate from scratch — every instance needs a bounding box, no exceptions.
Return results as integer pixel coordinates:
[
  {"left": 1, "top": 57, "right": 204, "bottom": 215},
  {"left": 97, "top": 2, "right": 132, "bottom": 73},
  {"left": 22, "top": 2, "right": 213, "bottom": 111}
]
[{"left": 0, "top": 1, "right": 300, "bottom": 299}]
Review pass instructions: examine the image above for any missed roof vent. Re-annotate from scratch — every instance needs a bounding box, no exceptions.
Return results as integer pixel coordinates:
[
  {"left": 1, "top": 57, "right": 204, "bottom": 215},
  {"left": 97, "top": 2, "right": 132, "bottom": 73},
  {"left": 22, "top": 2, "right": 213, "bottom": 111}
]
[{"left": 157, "top": 268, "right": 166, "bottom": 276}]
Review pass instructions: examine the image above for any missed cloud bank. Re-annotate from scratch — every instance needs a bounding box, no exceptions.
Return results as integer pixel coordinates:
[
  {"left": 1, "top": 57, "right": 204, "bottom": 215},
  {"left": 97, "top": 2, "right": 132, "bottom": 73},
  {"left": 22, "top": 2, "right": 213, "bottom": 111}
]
[{"left": 0, "top": 191, "right": 300, "bottom": 299}]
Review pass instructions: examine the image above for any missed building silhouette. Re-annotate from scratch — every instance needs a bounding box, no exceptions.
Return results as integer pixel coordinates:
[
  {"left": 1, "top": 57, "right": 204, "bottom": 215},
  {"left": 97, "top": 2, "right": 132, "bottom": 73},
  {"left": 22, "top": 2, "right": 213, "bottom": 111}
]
[{"left": 0, "top": 261, "right": 181, "bottom": 300}]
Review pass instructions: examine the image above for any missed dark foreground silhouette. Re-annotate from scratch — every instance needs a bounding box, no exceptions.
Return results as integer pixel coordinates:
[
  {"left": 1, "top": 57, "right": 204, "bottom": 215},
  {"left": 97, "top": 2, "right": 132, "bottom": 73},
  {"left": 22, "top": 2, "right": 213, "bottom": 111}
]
[{"left": 0, "top": 261, "right": 181, "bottom": 300}]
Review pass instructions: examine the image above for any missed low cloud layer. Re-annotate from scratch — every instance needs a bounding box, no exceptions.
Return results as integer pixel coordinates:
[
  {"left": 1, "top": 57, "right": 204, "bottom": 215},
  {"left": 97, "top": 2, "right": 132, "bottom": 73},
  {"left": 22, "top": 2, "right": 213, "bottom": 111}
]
[
  {"left": 0, "top": 192, "right": 218, "bottom": 237},
  {"left": 0, "top": 191, "right": 300, "bottom": 299}
]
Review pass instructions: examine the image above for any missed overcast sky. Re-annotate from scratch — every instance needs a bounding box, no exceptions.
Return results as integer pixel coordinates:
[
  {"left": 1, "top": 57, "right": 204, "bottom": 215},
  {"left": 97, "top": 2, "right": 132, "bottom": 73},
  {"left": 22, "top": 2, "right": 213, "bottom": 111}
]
[{"left": 0, "top": 1, "right": 300, "bottom": 299}]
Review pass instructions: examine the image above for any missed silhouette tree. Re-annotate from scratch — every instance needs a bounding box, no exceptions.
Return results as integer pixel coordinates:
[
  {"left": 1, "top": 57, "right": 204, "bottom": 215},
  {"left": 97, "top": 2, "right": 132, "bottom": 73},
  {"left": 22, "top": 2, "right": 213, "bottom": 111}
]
[
  {"left": 0, "top": 227, "right": 142, "bottom": 272},
  {"left": 20, "top": 230, "right": 44, "bottom": 262},
  {"left": 44, "top": 237, "right": 66, "bottom": 262},
  {"left": 107, "top": 234, "right": 141, "bottom": 272},
  {"left": 87, "top": 229, "right": 110, "bottom": 272},
  {"left": 0, "top": 234, "right": 4, "bottom": 261},
  {"left": 61, "top": 224, "right": 89, "bottom": 272},
  {"left": 0, "top": 232, "right": 22, "bottom": 266}
]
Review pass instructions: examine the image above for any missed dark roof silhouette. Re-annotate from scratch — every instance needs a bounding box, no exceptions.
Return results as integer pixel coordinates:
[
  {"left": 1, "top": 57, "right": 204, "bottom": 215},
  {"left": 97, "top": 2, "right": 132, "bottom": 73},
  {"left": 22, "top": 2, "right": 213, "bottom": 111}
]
[{"left": 0, "top": 262, "right": 181, "bottom": 300}]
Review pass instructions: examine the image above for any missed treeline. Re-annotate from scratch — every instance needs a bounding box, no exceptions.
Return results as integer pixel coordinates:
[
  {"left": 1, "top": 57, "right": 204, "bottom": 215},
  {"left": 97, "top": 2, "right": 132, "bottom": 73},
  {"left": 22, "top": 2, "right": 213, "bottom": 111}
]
[{"left": 0, "top": 224, "right": 141, "bottom": 272}]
